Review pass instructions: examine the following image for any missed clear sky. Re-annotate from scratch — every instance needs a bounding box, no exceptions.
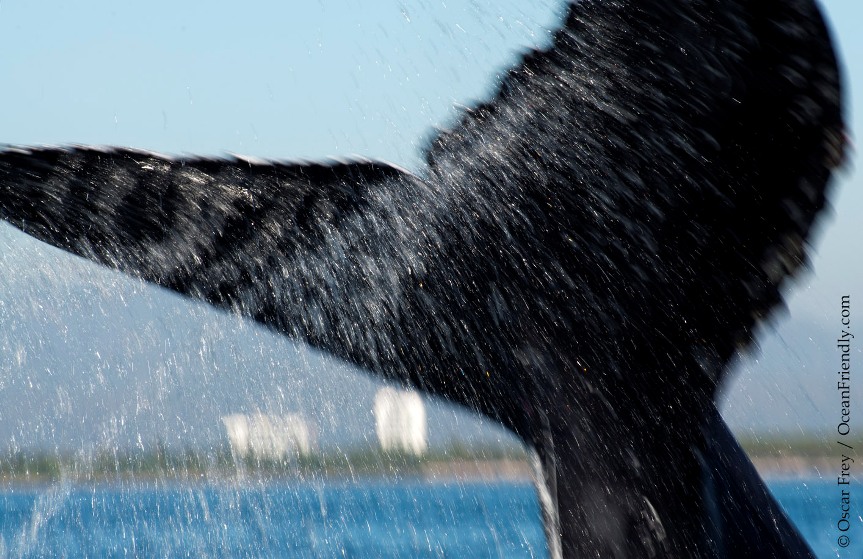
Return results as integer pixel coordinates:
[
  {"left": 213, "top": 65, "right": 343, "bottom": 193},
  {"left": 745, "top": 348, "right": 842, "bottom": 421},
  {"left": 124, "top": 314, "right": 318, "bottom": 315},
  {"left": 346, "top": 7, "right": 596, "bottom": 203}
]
[{"left": 0, "top": 0, "right": 859, "bottom": 450}]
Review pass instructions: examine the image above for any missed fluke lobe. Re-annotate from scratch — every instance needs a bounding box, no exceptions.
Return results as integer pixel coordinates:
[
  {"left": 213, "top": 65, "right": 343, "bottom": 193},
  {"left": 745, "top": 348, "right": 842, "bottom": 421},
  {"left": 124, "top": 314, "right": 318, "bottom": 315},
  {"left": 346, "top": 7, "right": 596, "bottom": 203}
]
[{"left": 0, "top": 0, "right": 845, "bottom": 556}]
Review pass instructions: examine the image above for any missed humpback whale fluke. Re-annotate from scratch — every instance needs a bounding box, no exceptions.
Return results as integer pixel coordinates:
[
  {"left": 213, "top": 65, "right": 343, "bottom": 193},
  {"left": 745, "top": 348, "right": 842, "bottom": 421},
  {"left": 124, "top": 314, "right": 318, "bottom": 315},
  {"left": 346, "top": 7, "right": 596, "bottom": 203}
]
[{"left": 0, "top": 0, "right": 844, "bottom": 556}]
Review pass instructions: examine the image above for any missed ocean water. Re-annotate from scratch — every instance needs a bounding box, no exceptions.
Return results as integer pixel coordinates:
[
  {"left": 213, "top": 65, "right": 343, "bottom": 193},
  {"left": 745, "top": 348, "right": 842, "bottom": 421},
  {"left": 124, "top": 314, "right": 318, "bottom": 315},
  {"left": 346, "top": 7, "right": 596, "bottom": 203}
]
[
  {"left": 768, "top": 478, "right": 858, "bottom": 559},
  {"left": 0, "top": 478, "right": 852, "bottom": 558}
]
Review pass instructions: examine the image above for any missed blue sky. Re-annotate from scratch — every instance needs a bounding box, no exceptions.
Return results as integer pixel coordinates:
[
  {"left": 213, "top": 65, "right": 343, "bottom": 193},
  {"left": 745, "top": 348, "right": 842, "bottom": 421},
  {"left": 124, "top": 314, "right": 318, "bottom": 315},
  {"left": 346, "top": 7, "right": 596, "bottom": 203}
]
[{"left": 0, "top": 0, "right": 859, "bottom": 450}]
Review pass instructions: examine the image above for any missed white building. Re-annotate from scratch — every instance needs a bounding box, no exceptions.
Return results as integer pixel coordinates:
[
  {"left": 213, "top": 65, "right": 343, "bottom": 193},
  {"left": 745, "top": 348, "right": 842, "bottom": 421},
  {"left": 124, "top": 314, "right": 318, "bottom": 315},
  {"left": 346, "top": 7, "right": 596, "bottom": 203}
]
[
  {"left": 221, "top": 413, "right": 315, "bottom": 459},
  {"left": 374, "top": 387, "right": 427, "bottom": 455}
]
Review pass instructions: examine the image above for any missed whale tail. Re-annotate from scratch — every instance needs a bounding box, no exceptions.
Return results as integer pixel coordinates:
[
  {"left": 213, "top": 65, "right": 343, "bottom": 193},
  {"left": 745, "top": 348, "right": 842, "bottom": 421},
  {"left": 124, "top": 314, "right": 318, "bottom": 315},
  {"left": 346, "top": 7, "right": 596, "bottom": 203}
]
[
  {"left": 0, "top": 0, "right": 846, "bottom": 555},
  {"left": 529, "top": 403, "right": 816, "bottom": 558},
  {"left": 702, "top": 411, "right": 817, "bottom": 559},
  {"left": 0, "top": 147, "right": 430, "bottom": 376}
]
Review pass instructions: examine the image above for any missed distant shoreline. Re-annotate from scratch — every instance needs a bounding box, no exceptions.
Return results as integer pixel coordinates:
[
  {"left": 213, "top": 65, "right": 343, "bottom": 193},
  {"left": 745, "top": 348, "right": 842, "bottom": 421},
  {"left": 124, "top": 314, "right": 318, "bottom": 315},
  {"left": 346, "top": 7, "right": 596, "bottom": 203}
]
[
  {"left": 0, "top": 446, "right": 533, "bottom": 487},
  {"left": 750, "top": 456, "right": 842, "bottom": 480},
  {"left": 0, "top": 461, "right": 533, "bottom": 488},
  {"left": 0, "top": 439, "right": 855, "bottom": 487},
  {"left": 0, "top": 455, "right": 847, "bottom": 487}
]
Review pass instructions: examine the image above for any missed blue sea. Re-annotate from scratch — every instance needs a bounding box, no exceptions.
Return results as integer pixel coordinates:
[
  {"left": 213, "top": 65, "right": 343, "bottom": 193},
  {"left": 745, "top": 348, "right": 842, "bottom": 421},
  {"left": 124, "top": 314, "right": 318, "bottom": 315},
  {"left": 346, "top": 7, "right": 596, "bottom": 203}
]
[{"left": 0, "top": 478, "right": 854, "bottom": 558}]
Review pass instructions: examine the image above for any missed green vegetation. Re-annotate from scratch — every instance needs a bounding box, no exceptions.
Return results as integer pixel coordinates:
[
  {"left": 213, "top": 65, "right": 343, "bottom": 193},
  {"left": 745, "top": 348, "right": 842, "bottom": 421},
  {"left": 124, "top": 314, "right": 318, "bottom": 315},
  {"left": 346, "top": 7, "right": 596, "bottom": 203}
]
[
  {"left": 4, "top": 434, "right": 847, "bottom": 484},
  {"left": 738, "top": 434, "right": 863, "bottom": 458},
  {"left": 0, "top": 443, "right": 528, "bottom": 484}
]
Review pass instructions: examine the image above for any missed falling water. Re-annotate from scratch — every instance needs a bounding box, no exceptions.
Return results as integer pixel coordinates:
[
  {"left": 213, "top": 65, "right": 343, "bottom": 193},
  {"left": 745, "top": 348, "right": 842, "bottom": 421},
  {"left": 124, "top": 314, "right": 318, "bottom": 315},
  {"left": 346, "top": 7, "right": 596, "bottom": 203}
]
[{"left": 0, "top": 0, "right": 855, "bottom": 557}]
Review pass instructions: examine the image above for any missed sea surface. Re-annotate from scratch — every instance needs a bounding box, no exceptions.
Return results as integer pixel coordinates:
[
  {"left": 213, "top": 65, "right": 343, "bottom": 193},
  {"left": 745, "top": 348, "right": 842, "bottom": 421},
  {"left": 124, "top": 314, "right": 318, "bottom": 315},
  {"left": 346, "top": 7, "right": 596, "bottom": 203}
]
[{"left": 0, "top": 477, "right": 854, "bottom": 558}]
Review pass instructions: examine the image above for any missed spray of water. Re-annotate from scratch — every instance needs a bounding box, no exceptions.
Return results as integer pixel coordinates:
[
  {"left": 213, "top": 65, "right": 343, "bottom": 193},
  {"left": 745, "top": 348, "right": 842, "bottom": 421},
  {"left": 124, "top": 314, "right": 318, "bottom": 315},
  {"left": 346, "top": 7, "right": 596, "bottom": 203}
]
[{"left": 0, "top": 0, "right": 846, "bottom": 556}]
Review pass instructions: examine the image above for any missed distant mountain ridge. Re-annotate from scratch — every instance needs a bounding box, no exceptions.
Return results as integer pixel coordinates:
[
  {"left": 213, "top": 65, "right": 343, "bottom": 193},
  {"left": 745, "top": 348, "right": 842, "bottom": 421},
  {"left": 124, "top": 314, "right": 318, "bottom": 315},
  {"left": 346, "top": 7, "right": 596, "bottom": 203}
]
[{"left": 0, "top": 226, "right": 514, "bottom": 453}]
